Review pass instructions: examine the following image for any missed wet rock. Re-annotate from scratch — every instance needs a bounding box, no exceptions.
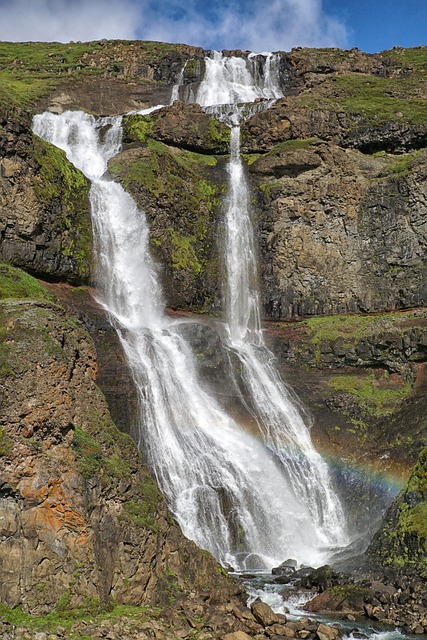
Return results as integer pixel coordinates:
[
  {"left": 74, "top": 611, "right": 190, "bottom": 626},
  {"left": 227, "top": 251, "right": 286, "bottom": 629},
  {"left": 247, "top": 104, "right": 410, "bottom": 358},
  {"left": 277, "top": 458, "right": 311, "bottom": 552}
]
[{"left": 272, "top": 558, "right": 298, "bottom": 575}]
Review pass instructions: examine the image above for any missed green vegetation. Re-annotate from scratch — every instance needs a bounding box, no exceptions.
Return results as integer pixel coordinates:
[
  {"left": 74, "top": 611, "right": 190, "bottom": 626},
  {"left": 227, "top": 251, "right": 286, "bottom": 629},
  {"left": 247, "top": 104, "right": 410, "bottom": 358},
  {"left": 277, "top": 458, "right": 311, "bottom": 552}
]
[
  {"left": 123, "top": 114, "right": 154, "bottom": 143},
  {"left": 32, "top": 136, "right": 92, "bottom": 281},
  {"left": 123, "top": 476, "right": 163, "bottom": 533},
  {"left": 109, "top": 138, "right": 220, "bottom": 300},
  {"left": 241, "top": 153, "right": 261, "bottom": 165},
  {"left": 72, "top": 414, "right": 162, "bottom": 533},
  {"left": 259, "top": 181, "right": 284, "bottom": 198},
  {"left": 388, "top": 154, "right": 415, "bottom": 176},
  {"left": 0, "top": 40, "right": 182, "bottom": 112},
  {"left": 72, "top": 426, "right": 105, "bottom": 479},
  {"left": 328, "top": 372, "right": 412, "bottom": 416},
  {"left": 0, "top": 426, "right": 11, "bottom": 456},
  {"left": 305, "top": 313, "right": 379, "bottom": 363},
  {"left": 370, "top": 447, "right": 427, "bottom": 574},
  {"left": 267, "top": 138, "right": 319, "bottom": 154},
  {"left": 72, "top": 420, "right": 134, "bottom": 482},
  {"left": 208, "top": 117, "right": 230, "bottom": 147},
  {"left": 285, "top": 48, "right": 427, "bottom": 128},
  {"left": 0, "top": 601, "right": 159, "bottom": 635},
  {"left": 381, "top": 46, "right": 427, "bottom": 76},
  {"left": 169, "top": 229, "right": 203, "bottom": 274},
  {"left": 0, "top": 41, "right": 102, "bottom": 110},
  {"left": 330, "top": 74, "right": 427, "bottom": 125},
  {"left": 0, "top": 262, "right": 52, "bottom": 301}
]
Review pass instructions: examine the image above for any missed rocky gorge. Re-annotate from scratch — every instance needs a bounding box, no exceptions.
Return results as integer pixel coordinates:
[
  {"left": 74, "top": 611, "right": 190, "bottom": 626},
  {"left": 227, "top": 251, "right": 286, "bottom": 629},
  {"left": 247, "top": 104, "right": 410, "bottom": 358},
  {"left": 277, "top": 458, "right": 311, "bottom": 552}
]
[{"left": 0, "top": 39, "right": 427, "bottom": 637}]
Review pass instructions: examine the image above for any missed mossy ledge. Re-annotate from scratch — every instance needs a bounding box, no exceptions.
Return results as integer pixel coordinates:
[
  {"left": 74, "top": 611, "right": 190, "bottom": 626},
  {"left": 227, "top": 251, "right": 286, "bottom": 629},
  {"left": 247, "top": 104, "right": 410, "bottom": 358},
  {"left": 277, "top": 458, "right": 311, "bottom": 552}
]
[
  {"left": 32, "top": 134, "right": 92, "bottom": 283},
  {"left": 109, "top": 138, "right": 224, "bottom": 311},
  {"left": 367, "top": 446, "right": 427, "bottom": 576}
]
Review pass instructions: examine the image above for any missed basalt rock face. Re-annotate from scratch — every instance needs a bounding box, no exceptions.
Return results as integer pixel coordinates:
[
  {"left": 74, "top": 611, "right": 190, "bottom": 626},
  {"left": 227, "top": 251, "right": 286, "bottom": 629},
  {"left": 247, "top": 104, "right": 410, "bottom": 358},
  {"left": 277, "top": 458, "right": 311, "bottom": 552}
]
[
  {"left": 0, "top": 118, "right": 92, "bottom": 283},
  {"left": 366, "top": 445, "right": 427, "bottom": 576},
  {"left": 109, "top": 118, "right": 228, "bottom": 312},
  {"left": 249, "top": 142, "right": 427, "bottom": 318},
  {"left": 0, "top": 279, "right": 241, "bottom": 615}
]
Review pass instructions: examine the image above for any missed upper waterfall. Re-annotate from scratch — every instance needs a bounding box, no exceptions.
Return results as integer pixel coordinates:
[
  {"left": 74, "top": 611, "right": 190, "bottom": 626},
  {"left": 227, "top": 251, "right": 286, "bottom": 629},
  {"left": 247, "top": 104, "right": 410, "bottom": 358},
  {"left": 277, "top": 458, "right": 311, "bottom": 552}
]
[{"left": 194, "top": 51, "right": 283, "bottom": 107}]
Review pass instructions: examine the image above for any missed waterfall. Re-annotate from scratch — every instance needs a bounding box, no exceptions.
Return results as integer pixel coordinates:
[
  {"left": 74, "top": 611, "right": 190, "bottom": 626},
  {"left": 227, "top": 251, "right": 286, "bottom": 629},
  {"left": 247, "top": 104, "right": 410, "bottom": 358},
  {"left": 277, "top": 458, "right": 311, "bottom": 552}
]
[
  {"left": 192, "top": 51, "right": 348, "bottom": 549},
  {"left": 170, "top": 61, "right": 187, "bottom": 103},
  {"left": 32, "top": 51, "right": 348, "bottom": 572}
]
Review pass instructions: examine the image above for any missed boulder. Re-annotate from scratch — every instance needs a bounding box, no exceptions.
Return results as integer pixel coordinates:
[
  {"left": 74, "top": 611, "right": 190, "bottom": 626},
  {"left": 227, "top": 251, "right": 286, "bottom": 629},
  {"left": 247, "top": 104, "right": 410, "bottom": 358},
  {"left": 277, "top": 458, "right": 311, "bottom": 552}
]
[{"left": 250, "top": 599, "right": 279, "bottom": 626}]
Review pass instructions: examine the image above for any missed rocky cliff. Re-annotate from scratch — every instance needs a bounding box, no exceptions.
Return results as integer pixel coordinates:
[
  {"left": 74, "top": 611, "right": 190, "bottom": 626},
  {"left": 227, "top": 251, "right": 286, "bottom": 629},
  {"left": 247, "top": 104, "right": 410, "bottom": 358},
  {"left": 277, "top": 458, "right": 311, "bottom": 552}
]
[{"left": 0, "top": 263, "right": 243, "bottom": 618}]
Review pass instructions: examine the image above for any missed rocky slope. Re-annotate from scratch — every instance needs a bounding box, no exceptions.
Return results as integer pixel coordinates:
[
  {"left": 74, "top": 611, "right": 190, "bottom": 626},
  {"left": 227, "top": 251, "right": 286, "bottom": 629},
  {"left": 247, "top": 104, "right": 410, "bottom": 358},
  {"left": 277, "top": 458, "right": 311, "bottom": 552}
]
[{"left": 0, "top": 264, "right": 244, "bottom": 616}]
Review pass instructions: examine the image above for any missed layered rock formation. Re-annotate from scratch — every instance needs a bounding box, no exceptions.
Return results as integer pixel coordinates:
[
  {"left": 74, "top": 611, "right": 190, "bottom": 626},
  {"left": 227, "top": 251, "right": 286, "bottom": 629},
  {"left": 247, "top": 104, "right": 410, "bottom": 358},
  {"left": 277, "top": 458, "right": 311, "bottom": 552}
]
[{"left": 0, "top": 264, "right": 242, "bottom": 616}]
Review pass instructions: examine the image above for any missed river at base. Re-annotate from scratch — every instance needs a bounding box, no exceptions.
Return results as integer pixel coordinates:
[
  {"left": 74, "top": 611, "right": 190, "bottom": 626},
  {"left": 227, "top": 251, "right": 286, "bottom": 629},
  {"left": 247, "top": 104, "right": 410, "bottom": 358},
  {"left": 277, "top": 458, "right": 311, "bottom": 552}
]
[{"left": 235, "top": 573, "right": 416, "bottom": 640}]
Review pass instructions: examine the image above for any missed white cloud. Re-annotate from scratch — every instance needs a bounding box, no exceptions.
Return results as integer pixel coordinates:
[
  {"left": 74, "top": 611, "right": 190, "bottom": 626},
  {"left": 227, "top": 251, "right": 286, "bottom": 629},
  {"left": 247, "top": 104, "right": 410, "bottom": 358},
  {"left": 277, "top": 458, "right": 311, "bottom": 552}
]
[
  {"left": 0, "top": 0, "right": 349, "bottom": 51},
  {"left": 139, "top": 0, "right": 349, "bottom": 52},
  {"left": 0, "top": 0, "right": 142, "bottom": 42}
]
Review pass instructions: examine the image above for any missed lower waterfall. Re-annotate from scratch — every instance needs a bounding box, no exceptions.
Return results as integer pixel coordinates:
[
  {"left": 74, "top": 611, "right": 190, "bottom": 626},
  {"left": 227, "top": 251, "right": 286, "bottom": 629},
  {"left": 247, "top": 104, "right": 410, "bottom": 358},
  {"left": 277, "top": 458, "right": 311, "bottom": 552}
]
[
  {"left": 223, "top": 124, "right": 347, "bottom": 549},
  {"left": 33, "top": 108, "right": 348, "bottom": 571}
]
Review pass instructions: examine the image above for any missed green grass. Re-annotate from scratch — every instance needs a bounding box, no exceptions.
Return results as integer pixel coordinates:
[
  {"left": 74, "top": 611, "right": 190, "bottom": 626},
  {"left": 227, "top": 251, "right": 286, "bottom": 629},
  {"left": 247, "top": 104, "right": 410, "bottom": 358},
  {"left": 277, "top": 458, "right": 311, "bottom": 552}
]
[
  {"left": 0, "top": 262, "right": 52, "bottom": 301},
  {"left": 332, "top": 74, "right": 427, "bottom": 125},
  {"left": 388, "top": 154, "right": 415, "bottom": 176},
  {"left": 0, "top": 41, "right": 103, "bottom": 110},
  {"left": 266, "top": 138, "right": 319, "bottom": 155},
  {"left": 0, "top": 601, "right": 158, "bottom": 634},
  {"left": 0, "top": 40, "right": 184, "bottom": 112}
]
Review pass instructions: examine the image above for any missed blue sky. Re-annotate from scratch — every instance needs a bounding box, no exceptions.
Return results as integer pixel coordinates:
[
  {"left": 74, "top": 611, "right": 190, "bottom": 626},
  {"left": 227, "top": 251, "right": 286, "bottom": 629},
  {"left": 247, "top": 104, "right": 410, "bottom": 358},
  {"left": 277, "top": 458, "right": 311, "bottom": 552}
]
[{"left": 0, "top": 0, "right": 425, "bottom": 54}]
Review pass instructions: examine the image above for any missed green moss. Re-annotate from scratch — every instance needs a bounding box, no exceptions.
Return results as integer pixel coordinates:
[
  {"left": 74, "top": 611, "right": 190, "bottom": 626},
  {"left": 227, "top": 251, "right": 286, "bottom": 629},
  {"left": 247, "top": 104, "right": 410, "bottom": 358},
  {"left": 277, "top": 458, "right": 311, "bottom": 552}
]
[
  {"left": 241, "top": 153, "right": 261, "bottom": 165},
  {"left": 32, "top": 136, "right": 92, "bottom": 281},
  {"left": 123, "top": 482, "right": 162, "bottom": 533},
  {"left": 72, "top": 426, "right": 104, "bottom": 479},
  {"left": 169, "top": 229, "right": 202, "bottom": 274},
  {"left": 328, "top": 372, "right": 412, "bottom": 416},
  {"left": 328, "top": 584, "right": 370, "bottom": 600},
  {"left": 0, "top": 262, "right": 53, "bottom": 301},
  {"left": 306, "top": 314, "right": 379, "bottom": 343},
  {"left": 259, "top": 181, "right": 283, "bottom": 198},
  {"left": 110, "top": 138, "right": 220, "bottom": 295},
  {"left": 177, "top": 148, "right": 218, "bottom": 167},
  {"left": 407, "top": 447, "right": 427, "bottom": 494},
  {"left": 122, "top": 114, "right": 153, "bottom": 143},
  {"left": 104, "top": 454, "right": 132, "bottom": 479},
  {"left": 267, "top": 138, "right": 319, "bottom": 154},
  {"left": 388, "top": 154, "right": 415, "bottom": 176},
  {"left": 0, "top": 426, "right": 11, "bottom": 456},
  {"left": 369, "top": 446, "right": 427, "bottom": 574},
  {"left": 208, "top": 117, "right": 230, "bottom": 147}
]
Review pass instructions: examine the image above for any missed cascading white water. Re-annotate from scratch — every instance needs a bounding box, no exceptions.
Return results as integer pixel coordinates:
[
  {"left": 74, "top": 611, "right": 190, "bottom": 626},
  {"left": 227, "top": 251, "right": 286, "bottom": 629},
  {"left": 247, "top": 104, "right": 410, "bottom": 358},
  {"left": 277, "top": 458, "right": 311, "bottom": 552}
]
[
  {"left": 191, "top": 51, "right": 348, "bottom": 549},
  {"left": 194, "top": 51, "right": 283, "bottom": 107},
  {"left": 32, "top": 50, "right": 348, "bottom": 572},
  {"left": 33, "top": 103, "right": 344, "bottom": 570}
]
